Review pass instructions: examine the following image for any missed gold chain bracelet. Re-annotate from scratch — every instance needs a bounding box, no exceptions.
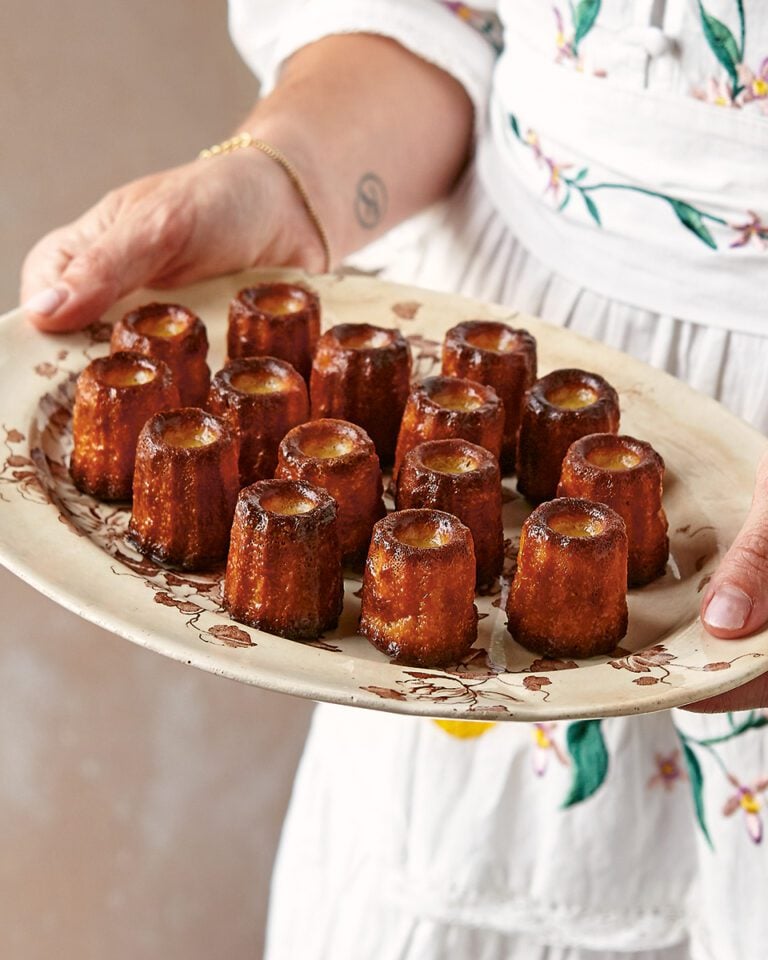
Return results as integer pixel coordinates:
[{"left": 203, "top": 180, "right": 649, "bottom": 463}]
[{"left": 199, "top": 132, "right": 331, "bottom": 273}]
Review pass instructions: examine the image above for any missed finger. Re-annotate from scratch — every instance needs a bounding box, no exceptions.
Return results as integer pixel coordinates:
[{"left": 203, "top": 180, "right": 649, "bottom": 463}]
[
  {"left": 22, "top": 184, "right": 188, "bottom": 332},
  {"left": 683, "top": 669, "right": 768, "bottom": 713},
  {"left": 701, "top": 449, "right": 768, "bottom": 638}
]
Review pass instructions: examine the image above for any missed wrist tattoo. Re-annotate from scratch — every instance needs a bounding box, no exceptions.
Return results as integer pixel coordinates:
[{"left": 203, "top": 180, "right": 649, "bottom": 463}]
[{"left": 354, "top": 173, "right": 387, "bottom": 230}]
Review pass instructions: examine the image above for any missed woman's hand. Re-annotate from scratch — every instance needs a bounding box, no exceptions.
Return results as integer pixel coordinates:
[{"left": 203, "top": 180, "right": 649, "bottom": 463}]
[
  {"left": 20, "top": 34, "right": 474, "bottom": 335},
  {"left": 688, "top": 449, "right": 768, "bottom": 712},
  {"left": 21, "top": 149, "right": 325, "bottom": 333}
]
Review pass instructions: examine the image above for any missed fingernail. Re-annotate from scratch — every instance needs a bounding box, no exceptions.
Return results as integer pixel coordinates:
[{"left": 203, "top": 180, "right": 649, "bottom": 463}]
[
  {"left": 23, "top": 287, "right": 68, "bottom": 316},
  {"left": 704, "top": 585, "right": 753, "bottom": 631}
]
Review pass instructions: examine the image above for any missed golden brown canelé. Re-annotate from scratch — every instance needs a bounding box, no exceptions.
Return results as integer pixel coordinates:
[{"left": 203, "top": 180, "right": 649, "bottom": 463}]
[
  {"left": 392, "top": 375, "right": 504, "bottom": 483},
  {"left": 506, "top": 497, "right": 628, "bottom": 658},
  {"left": 396, "top": 439, "right": 503, "bottom": 587},
  {"left": 359, "top": 509, "right": 478, "bottom": 667},
  {"left": 127, "top": 408, "right": 239, "bottom": 570},
  {"left": 207, "top": 356, "right": 309, "bottom": 485},
  {"left": 275, "top": 418, "right": 385, "bottom": 565},
  {"left": 111, "top": 303, "right": 210, "bottom": 407},
  {"left": 227, "top": 283, "right": 320, "bottom": 380},
  {"left": 70, "top": 351, "right": 179, "bottom": 501},
  {"left": 516, "top": 368, "right": 620, "bottom": 504},
  {"left": 557, "top": 433, "right": 669, "bottom": 586},
  {"left": 310, "top": 323, "right": 411, "bottom": 466},
  {"left": 442, "top": 320, "right": 537, "bottom": 473},
  {"left": 223, "top": 479, "right": 344, "bottom": 640}
]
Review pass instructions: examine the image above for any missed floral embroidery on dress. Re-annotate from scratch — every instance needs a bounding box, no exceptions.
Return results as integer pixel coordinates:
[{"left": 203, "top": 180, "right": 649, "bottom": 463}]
[
  {"left": 508, "top": 113, "right": 768, "bottom": 251},
  {"left": 553, "top": 1, "right": 607, "bottom": 75},
  {"left": 531, "top": 722, "right": 568, "bottom": 776},
  {"left": 433, "top": 718, "right": 498, "bottom": 739},
  {"left": 648, "top": 750, "right": 687, "bottom": 791},
  {"left": 723, "top": 773, "right": 768, "bottom": 843},
  {"left": 692, "top": 0, "right": 768, "bottom": 113},
  {"left": 674, "top": 711, "right": 768, "bottom": 847}
]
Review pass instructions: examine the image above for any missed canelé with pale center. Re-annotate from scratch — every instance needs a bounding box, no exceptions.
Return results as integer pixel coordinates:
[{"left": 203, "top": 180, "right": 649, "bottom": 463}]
[
  {"left": 223, "top": 479, "right": 344, "bottom": 640},
  {"left": 275, "top": 418, "right": 385, "bottom": 565},
  {"left": 393, "top": 375, "right": 504, "bottom": 483},
  {"left": 128, "top": 408, "right": 239, "bottom": 569},
  {"left": 442, "top": 320, "right": 537, "bottom": 473},
  {"left": 396, "top": 439, "right": 503, "bottom": 587},
  {"left": 516, "top": 368, "right": 620, "bottom": 503},
  {"left": 227, "top": 283, "right": 320, "bottom": 380},
  {"left": 207, "top": 356, "right": 309, "bottom": 485},
  {"left": 310, "top": 323, "right": 411, "bottom": 466},
  {"left": 506, "top": 497, "right": 628, "bottom": 658},
  {"left": 71, "top": 351, "right": 179, "bottom": 501},
  {"left": 558, "top": 433, "right": 669, "bottom": 586},
  {"left": 359, "top": 509, "right": 478, "bottom": 667},
  {"left": 111, "top": 302, "right": 210, "bottom": 406}
]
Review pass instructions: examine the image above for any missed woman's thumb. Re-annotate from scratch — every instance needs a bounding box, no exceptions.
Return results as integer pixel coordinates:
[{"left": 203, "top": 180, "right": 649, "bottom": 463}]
[{"left": 701, "top": 449, "right": 768, "bottom": 638}]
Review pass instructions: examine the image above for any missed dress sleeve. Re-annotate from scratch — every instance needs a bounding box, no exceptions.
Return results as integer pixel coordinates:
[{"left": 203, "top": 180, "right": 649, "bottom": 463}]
[{"left": 228, "top": 0, "right": 499, "bottom": 130}]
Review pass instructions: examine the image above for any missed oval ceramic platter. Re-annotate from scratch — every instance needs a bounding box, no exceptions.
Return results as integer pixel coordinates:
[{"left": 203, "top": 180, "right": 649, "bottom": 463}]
[{"left": 1, "top": 268, "right": 767, "bottom": 721}]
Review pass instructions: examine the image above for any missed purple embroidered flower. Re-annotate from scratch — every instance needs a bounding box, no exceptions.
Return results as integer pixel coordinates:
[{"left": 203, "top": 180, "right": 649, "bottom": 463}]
[
  {"left": 723, "top": 773, "right": 768, "bottom": 843},
  {"left": 525, "top": 130, "right": 571, "bottom": 200},
  {"left": 648, "top": 750, "right": 686, "bottom": 791},
  {"left": 729, "top": 211, "right": 768, "bottom": 249},
  {"left": 531, "top": 722, "right": 568, "bottom": 776}
]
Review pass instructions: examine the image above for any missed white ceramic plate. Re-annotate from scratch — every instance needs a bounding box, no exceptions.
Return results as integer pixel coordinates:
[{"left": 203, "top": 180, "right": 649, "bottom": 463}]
[{"left": 1, "top": 269, "right": 767, "bottom": 721}]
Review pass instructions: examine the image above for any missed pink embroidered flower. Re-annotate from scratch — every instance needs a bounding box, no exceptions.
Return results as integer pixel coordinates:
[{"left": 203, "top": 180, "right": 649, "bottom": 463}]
[
  {"left": 553, "top": 7, "right": 576, "bottom": 63},
  {"left": 648, "top": 750, "right": 686, "bottom": 791},
  {"left": 531, "top": 722, "right": 568, "bottom": 776},
  {"left": 525, "top": 130, "right": 571, "bottom": 200},
  {"left": 729, "top": 211, "right": 768, "bottom": 249},
  {"left": 723, "top": 773, "right": 768, "bottom": 843}
]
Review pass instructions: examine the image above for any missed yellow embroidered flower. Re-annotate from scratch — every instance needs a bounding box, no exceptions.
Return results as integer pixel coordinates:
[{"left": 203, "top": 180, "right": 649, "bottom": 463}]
[
  {"left": 433, "top": 719, "right": 497, "bottom": 739},
  {"left": 753, "top": 76, "right": 768, "bottom": 97}
]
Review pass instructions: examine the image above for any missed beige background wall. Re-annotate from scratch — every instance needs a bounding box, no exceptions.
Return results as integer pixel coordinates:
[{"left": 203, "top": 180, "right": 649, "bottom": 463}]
[{"left": 1, "top": 2, "right": 313, "bottom": 958}]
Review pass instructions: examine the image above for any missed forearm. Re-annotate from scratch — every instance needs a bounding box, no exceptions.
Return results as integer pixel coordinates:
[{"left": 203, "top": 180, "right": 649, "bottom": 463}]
[{"left": 240, "top": 33, "right": 475, "bottom": 263}]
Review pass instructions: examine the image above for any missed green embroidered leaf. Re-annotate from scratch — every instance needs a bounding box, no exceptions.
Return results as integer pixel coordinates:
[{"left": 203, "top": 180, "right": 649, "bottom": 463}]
[
  {"left": 698, "top": 2, "right": 742, "bottom": 94},
  {"left": 736, "top": 0, "right": 746, "bottom": 58},
  {"left": 581, "top": 192, "right": 602, "bottom": 226},
  {"left": 562, "top": 719, "right": 609, "bottom": 807},
  {"left": 573, "top": 0, "right": 601, "bottom": 53},
  {"left": 668, "top": 199, "right": 718, "bottom": 249},
  {"left": 559, "top": 191, "right": 571, "bottom": 212},
  {"left": 681, "top": 741, "right": 714, "bottom": 849},
  {"left": 573, "top": 167, "right": 589, "bottom": 183},
  {"left": 509, "top": 113, "right": 521, "bottom": 139}
]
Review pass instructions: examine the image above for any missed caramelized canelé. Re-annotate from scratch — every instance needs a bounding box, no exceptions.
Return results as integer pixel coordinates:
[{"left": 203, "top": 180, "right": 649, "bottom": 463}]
[
  {"left": 393, "top": 375, "right": 504, "bottom": 482},
  {"left": 442, "top": 320, "right": 537, "bottom": 472},
  {"left": 359, "top": 509, "right": 478, "bottom": 667},
  {"left": 111, "top": 303, "right": 210, "bottom": 406},
  {"left": 223, "top": 479, "right": 344, "bottom": 640},
  {"left": 310, "top": 323, "right": 411, "bottom": 466},
  {"left": 276, "top": 418, "right": 385, "bottom": 565},
  {"left": 506, "top": 497, "right": 628, "bottom": 658},
  {"left": 71, "top": 351, "right": 179, "bottom": 501},
  {"left": 128, "top": 408, "right": 239, "bottom": 569},
  {"left": 516, "top": 369, "right": 620, "bottom": 503},
  {"left": 207, "top": 356, "right": 309, "bottom": 485},
  {"left": 558, "top": 433, "right": 669, "bottom": 586},
  {"left": 396, "top": 439, "right": 503, "bottom": 587},
  {"left": 227, "top": 283, "right": 320, "bottom": 380}
]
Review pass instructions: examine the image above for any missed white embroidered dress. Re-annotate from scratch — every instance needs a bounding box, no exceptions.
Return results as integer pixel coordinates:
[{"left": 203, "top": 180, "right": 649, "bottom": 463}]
[{"left": 229, "top": 3, "right": 768, "bottom": 958}]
